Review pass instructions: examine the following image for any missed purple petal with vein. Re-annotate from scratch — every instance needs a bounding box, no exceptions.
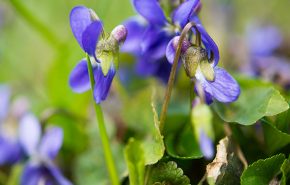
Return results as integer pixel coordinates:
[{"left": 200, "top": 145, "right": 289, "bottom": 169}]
[{"left": 196, "top": 67, "right": 240, "bottom": 103}]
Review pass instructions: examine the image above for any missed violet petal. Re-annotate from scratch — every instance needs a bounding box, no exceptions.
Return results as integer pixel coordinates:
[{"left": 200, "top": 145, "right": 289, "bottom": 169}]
[
  {"left": 121, "top": 16, "right": 147, "bottom": 54},
  {"left": 19, "top": 113, "right": 41, "bottom": 156},
  {"left": 0, "top": 85, "right": 10, "bottom": 122},
  {"left": 133, "top": 0, "right": 167, "bottom": 26},
  {"left": 81, "top": 21, "right": 103, "bottom": 56},
  {"left": 39, "top": 127, "right": 63, "bottom": 160},
  {"left": 93, "top": 64, "right": 116, "bottom": 104},
  {"left": 69, "top": 59, "right": 91, "bottom": 93},
  {"left": 47, "top": 164, "right": 72, "bottom": 185},
  {"left": 199, "top": 130, "right": 214, "bottom": 159},
  {"left": 21, "top": 164, "right": 43, "bottom": 185},
  {"left": 196, "top": 67, "right": 240, "bottom": 103},
  {"left": 172, "top": 0, "right": 201, "bottom": 28}
]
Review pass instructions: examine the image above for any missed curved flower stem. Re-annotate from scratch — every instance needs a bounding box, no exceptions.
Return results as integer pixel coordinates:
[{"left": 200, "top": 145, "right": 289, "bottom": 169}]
[
  {"left": 86, "top": 55, "right": 120, "bottom": 185},
  {"left": 159, "top": 22, "right": 197, "bottom": 134}
]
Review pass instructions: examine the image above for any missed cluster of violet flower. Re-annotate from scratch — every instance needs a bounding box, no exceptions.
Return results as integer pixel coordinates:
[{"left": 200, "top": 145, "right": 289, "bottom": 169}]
[
  {"left": 68, "top": 0, "right": 240, "bottom": 161},
  {"left": 69, "top": 0, "right": 240, "bottom": 105},
  {"left": 0, "top": 85, "right": 71, "bottom": 185}
]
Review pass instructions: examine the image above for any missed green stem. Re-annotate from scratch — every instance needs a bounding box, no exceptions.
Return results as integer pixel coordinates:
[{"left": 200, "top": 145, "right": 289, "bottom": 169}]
[
  {"left": 9, "top": 0, "right": 62, "bottom": 48},
  {"left": 159, "top": 22, "right": 197, "bottom": 134},
  {"left": 86, "top": 55, "right": 120, "bottom": 185}
]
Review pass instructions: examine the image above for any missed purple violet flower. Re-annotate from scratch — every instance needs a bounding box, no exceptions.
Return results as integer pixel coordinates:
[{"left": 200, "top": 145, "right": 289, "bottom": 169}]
[
  {"left": 245, "top": 24, "right": 290, "bottom": 89},
  {"left": 0, "top": 85, "right": 23, "bottom": 165},
  {"left": 168, "top": 29, "right": 239, "bottom": 104},
  {"left": 122, "top": 0, "right": 202, "bottom": 82},
  {"left": 19, "top": 113, "right": 71, "bottom": 185},
  {"left": 69, "top": 6, "right": 127, "bottom": 104}
]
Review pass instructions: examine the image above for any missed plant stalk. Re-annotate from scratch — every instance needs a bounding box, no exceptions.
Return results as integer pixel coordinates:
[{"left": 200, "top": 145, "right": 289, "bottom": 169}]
[
  {"left": 159, "top": 22, "right": 197, "bottom": 134},
  {"left": 86, "top": 55, "right": 120, "bottom": 185}
]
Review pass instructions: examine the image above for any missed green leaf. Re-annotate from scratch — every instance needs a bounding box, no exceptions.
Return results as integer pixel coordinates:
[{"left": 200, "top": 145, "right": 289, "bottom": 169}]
[
  {"left": 124, "top": 138, "right": 145, "bottom": 185},
  {"left": 147, "top": 161, "right": 191, "bottom": 185},
  {"left": 241, "top": 154, "right": 285, "bottom": 185},
  {"left": 275, "top": 105, "right": 290, "bottom": 133},
  {"left": 281, "top": 155, "right": 290, "bottom": 185},
  {"left": 165, "top": 123, "right": 203, "bottom": 159},
  {"left": 142, "top": 99, "right": 165, "bottom": 165},
  {"left": 213, "top": 78, "right": 289, "bottom": 125},
  {"left": 122, "top": 86, "right": 165, "bottom": 165},
  {"left": 206, "top": 137, "right": 243, "bottom": 185},
  {"left": 262, "top": 119, "right": 290, "bottom": 154}
]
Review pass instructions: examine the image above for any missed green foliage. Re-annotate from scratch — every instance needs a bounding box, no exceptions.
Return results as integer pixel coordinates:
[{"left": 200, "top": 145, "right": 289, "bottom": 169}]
[
  {"left": 147, "top": 161, "right": 191, "bottom": 185},
  {"left": 122, "top": 86, "right": 165, "bottom": 165},
  {"left": 241, "top": 154, "right": 285, "bottom": 185},
  {"left": 124, "top": 138, "right": 145, "bottom": 185},
  {"left": 165, "top": 124, "right": 203, "bottom": 159},
  {"left": 262, "top": 119, "right": 290, "bottom": 154},
  {"left": 74, "top": 121, "right": 126, "bottom": 185},
  {"left": 281, "top": 155, "right": 290, "bottom": 185},
  {"left": 142, "top": 99, "right": 165, "bottom": 165},
  {"left": 213, "top": 78, "right": 289, "bottom": 125},
  {"left": 275, "top": 106, "right": 290, "bottom": 133},
  {"left": 6, "top": 165, "right": 23, "bottom": 185}
]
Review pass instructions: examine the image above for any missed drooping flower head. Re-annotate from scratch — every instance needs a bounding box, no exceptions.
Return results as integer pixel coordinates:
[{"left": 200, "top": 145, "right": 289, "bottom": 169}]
[
  {"left": 167, "top": 22, "right": 240, "bottom": 104},
  {"left": 69, "top": 6, "right": 127, "bottom": 103},
  {"left": 19, "top": 114, "right": 71, "bottom": 185},
  {"left": 122, "top": 0, "right": 203, "bottom": 82}
]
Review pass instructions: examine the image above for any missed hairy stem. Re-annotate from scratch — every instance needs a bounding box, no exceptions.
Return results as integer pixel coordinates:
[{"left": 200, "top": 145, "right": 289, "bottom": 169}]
[
  {"left": 159, "top": 22, "right": 197, "bottom": 134},
  {"left": 86, "top": 55, "right": 120, "bottom": 185}
]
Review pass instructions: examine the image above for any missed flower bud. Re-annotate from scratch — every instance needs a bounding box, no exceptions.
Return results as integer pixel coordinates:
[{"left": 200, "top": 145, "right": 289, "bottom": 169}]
[
  {"left": 183, "top": 46, "right": 207, "bottom": 78},
  {"left": 111, "top": 25, "right": 127, "bottom": 43},
  {"left": 172, "top": 36, "right": 191, "bottom": 53}
]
